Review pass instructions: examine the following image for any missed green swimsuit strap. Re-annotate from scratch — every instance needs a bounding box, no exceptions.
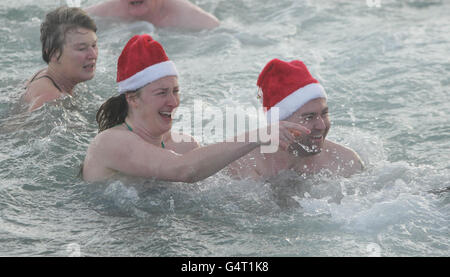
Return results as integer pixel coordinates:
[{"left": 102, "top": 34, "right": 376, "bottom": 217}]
[
  {"left": 124, "top": 121, "right": 133, "bottom": 131},
  {"left": 123, "top": 121, "right": 165, "bottom": 149}
]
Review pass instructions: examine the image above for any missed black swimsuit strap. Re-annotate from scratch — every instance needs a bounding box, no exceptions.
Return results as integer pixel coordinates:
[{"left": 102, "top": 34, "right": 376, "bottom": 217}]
[
  {"left": 28, "top": 68, "right": 46, "bottom": 83},
  {"left": 34, "top": 75, "right": 63, "bottom": 92},
  {"left": 28, "top": 69, "right": 63, "bottom": 92}
]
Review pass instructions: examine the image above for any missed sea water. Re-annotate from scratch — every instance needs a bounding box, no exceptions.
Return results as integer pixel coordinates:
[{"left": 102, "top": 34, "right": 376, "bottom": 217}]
[{"left": 0, "top": 0, "right": 448, "bottom": 256}]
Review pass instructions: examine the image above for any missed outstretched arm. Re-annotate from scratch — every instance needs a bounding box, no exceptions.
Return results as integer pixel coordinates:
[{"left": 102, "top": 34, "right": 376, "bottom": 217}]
[{"left": 83, "top": 121, "right": 309, "bottom": 182}]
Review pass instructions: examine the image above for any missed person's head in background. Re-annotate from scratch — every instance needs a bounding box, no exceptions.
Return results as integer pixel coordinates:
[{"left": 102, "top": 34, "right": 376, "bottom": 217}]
[
  {"left": 41, "top": 6, "right": 98, "bottom": 84},
  {"left": 119, "top": 0, "right": 163, "bottom": 18},
  {"left": 85, "top": 0, "right": 219, "bottom": 30},
  {"left": 23, "top": 6, "right": 98, "bottom": 112}
]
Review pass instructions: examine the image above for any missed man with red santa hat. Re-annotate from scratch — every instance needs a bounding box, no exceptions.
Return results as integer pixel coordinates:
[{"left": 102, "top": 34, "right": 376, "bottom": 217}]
[{"left": 228, "top": 59, "right": 364, "bottom": 180}]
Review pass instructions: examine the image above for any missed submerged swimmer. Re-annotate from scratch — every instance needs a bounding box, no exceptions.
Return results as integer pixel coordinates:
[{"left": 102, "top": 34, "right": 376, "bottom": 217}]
[
  {"left": 23, "top": 7, "right": 98, "bottom": 112},
  {"left": 82, "top": 35, "right": 309, "bottom": 182},
  {"left": 85, "top": 0, "right": 220, "bottom": 30},
  {"left": 228, "top": 59, "right": 364, "bottom": 180}
]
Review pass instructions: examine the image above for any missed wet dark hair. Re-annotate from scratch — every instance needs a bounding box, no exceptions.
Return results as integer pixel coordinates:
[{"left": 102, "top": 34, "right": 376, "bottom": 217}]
[
  {"left": 96, "top": 94, "right": 128, "bottom": 133},
  {"left": 96, "top": 90, "right": 140, "bottom": 132},
  {"left": 40, "top": 6, "right": 97, "bottom": 64}
]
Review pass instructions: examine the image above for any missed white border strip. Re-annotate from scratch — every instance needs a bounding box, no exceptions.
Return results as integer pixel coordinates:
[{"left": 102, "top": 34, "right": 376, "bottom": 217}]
[
  {"left": 118, "top": 61, "right": 178, "bottom": 94},
  {"left": 266, "top": 83, "right": 327, "bottom": 121}
]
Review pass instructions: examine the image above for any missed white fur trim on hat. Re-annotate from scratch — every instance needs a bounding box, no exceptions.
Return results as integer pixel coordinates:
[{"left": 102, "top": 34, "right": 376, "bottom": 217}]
[
  {"left": 266, "top": 83, "right": 327, "bottom": 122},
  {"left": 118, "top": 61, "right": 178, "bottom": 94}
]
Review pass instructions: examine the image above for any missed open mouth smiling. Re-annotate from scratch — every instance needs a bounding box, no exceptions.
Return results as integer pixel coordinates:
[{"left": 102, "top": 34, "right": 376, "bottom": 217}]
[
  {"left": 129, "top": 0, "right": 144, "bottom": 6},
  {"left": 159, "top": 111, "right": 172, "bottom": 118}
]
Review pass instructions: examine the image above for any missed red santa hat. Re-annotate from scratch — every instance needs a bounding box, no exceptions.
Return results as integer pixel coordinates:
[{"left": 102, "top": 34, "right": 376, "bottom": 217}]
[
  {"left": 117, "top": 34, "right": 178, "bottom": 94},
  {"left": 257, "top": 59, "right": 327, "bottom": 121}
]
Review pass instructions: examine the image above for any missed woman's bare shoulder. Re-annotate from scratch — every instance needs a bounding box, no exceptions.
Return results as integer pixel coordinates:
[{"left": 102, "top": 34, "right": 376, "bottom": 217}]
[
  {"left": 92, "top": 125, "right": 134, "bottom": 145},
  {"left": 24, "top": 79, "right": 62, "bottom": 111}
]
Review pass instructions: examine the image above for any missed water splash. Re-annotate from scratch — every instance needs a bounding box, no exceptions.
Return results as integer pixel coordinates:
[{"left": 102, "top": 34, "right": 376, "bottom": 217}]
[{"left": 168, "top": 196, "right": 175, "bottom": 213}]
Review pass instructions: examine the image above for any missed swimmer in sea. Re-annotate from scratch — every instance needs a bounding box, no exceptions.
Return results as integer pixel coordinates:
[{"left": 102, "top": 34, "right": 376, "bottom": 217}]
[
  {"left": 22, "top": 7, "right": 98, "bottom": 112},
  {"left": 85, "top": 0, "right": 220, "bottom": 30},
  {"left": 228, "top": 59, "right": 364, "bottom": 181},
  {"left": 82, "top": 35, "right": 310, "bottom": 182}
]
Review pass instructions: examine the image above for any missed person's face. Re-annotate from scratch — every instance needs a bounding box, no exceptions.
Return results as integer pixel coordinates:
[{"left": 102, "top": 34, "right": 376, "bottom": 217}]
[
  {"left": 130, "top": 76, "right": 180, "bottom": 135},
  {"left": 286, "top": 98, "right": 330, "bottom": 156},
  {"left": 121, "top": 0, "right": 162, "bottom": 17},
  {"left": 53, "top": 28, "right": 98, "bottom": 83}
]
